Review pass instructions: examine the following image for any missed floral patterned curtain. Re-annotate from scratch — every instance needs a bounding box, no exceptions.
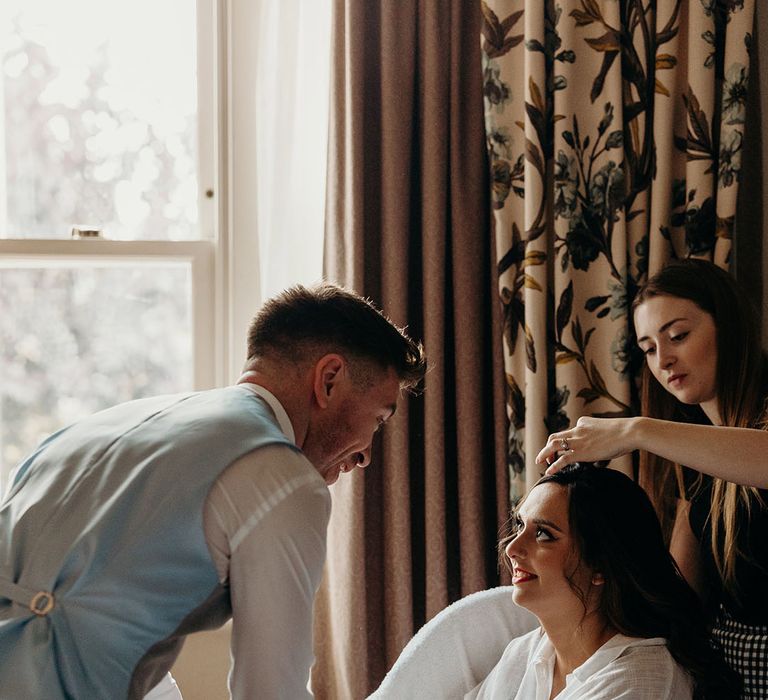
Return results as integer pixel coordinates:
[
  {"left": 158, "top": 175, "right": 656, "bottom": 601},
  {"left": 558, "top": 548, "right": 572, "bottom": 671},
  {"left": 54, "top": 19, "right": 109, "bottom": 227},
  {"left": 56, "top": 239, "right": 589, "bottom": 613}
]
[{"left": 482, "top": 0, "right": 755, "bottom": 500}]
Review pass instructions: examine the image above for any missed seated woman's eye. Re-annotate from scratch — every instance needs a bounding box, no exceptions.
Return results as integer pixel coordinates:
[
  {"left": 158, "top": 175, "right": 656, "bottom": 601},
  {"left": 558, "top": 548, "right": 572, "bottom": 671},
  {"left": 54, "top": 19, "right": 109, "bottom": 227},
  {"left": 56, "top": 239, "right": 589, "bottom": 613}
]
[
  {"left": 671, "top": 332, "right": 688, "bottom": 342},
  {"left": 535, "top": 527, "right": 554, "bottom": 541},
  {"left": 507, "top": 516, "right": 525, "bottom": 537}
]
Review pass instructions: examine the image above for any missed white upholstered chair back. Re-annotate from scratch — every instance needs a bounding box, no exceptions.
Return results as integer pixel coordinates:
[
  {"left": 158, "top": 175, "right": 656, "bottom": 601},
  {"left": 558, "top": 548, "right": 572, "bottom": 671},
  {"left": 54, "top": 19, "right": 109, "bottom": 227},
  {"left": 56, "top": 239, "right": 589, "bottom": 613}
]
[{"left": 369, "top": 586, "right": 537, "bottom": 699}]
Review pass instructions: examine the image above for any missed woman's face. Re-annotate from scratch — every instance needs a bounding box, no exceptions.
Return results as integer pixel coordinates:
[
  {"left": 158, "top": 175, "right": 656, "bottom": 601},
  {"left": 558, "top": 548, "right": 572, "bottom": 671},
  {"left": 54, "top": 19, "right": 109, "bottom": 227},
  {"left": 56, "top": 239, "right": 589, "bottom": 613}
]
[
  {"left": 634, "top": 295, "right": 719, "bottom": 421},
  {"left": 505, "top": 483, "right": 598, "bottom": 626}
]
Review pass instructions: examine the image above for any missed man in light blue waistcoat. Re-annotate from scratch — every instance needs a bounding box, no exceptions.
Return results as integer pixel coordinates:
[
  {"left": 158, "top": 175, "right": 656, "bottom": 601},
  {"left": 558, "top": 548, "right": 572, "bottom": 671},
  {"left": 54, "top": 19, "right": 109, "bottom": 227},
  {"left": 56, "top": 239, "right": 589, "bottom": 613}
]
[{"left": 0, "top": 282, "right": 426, "bottom": 700}]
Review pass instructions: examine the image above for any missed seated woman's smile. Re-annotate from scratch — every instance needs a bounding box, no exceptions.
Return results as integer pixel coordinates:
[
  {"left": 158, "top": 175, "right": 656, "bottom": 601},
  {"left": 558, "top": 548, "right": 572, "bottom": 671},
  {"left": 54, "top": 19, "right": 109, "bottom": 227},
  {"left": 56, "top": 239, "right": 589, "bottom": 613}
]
[{"left": 506, "top": 484, "right": 608, "bottom": 637}]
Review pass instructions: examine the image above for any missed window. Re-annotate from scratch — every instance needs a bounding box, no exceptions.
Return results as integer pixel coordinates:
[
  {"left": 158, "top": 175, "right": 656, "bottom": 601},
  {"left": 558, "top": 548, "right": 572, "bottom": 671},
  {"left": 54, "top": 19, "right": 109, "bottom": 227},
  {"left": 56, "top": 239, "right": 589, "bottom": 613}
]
[
  {"left": 0, "top": 0, "right": 207, "bottom": 241},
  {"left": 0, "top": 0, "right": 332, "bottom": 491},
  {"left": 0, "top": 261, "right": 194, "bottom": 472}
]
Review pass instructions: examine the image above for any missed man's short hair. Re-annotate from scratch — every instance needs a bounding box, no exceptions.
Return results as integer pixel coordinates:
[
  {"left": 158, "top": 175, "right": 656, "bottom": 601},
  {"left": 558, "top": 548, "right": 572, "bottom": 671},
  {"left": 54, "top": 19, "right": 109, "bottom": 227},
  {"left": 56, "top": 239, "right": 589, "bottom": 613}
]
[{"left": 247, "top": 283, "right": 426, "bottom": 391}]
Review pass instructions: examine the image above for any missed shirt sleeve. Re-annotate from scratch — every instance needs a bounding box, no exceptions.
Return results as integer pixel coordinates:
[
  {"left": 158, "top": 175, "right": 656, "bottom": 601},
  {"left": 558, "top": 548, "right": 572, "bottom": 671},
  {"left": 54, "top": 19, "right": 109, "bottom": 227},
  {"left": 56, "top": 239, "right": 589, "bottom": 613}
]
[{"left": 204, "top": 444, "right": 331, "bottom": 700}]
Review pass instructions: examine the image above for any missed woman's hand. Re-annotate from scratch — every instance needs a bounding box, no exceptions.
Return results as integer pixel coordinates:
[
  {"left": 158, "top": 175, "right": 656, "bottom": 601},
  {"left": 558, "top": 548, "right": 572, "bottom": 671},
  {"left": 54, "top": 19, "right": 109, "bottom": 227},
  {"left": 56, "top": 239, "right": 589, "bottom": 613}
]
[
  {"left": 536, "top": 416, "right": 638, "bottom": 474},
  {"left": 538, "top": 416, "right": 768, "bottom": 487}
]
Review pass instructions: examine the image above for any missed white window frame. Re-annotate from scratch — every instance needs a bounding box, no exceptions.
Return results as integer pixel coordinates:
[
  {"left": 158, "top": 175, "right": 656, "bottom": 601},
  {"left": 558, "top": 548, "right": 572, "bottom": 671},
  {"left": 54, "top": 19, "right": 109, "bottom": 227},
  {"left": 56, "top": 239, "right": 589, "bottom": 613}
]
[
  {"left": 0, "top": 239, "right": 217, "bottom": 388},
  {"left": 215, "top": 0, "right": 264, "bottom": 384},
  {"left": 0, "top": 0, "right": 264, "bottom": 391}
]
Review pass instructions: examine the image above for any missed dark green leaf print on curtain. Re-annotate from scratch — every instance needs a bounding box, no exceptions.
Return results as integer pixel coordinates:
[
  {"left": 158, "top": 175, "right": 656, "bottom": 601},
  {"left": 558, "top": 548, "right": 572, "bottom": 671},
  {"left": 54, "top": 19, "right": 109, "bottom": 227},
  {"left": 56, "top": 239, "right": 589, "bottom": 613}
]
[{"left": 482, "top": 0, "right": 755, "bottom": 500}]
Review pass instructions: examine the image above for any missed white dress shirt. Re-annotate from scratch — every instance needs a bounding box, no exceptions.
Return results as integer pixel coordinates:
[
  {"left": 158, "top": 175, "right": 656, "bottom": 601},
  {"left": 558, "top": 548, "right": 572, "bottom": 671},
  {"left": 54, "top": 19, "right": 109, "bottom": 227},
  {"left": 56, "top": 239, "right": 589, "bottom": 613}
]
[
  {"left": 466, "top": 627, "right": 693, "bottom": 700},
  {"left": 202, "top": 384, "right": 331, "bottom": 699}
]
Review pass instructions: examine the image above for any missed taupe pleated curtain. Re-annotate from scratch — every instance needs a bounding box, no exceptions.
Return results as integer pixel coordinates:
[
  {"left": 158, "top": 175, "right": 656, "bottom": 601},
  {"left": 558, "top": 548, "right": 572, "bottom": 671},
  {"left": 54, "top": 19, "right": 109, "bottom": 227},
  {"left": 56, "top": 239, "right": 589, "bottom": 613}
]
[
  {"left": 483, "top": 0, "right": 755, "bottom": 500},
  {"left": 311, "top": 2, "right": 510, "bottom": 698}
]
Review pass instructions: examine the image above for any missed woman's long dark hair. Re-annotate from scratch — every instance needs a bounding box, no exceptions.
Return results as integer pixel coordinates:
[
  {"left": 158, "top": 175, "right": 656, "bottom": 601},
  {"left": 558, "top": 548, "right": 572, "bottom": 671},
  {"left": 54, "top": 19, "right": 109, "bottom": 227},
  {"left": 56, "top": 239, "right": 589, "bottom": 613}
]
[
  {"left": 501, "top": 464, "right": 740, "bottom": 699},
  {"left": 632, "top": 258, "right": 768, "bottom": 593}
]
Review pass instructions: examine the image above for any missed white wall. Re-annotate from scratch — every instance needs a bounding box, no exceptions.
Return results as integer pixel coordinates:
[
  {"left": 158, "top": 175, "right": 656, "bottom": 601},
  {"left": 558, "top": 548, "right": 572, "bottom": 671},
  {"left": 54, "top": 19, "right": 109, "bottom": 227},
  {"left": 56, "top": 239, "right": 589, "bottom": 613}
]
[{"left": 173, "top": 624, "right": 231, "bottom": 700}]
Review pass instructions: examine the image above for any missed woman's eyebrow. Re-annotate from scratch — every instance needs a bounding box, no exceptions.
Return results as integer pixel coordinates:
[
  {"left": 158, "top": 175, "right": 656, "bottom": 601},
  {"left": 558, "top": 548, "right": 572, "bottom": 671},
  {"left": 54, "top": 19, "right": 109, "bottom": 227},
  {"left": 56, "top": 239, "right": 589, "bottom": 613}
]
[{"left": 531, "top": 517, "right": 563, "bottom": 533}]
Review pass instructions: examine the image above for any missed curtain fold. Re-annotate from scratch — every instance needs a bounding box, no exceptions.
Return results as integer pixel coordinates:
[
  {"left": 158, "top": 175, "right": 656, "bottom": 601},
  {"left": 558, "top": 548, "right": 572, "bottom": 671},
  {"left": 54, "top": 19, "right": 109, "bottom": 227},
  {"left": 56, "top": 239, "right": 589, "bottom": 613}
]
[
  {"left": 312, "top": 2, "right": 509, "bottom": 697},
  {"left": 251, "top": 0, "right": 331, "bottom": 300},
  {"left": 483, "top": 0, "right": 755, "bottom": 500}
]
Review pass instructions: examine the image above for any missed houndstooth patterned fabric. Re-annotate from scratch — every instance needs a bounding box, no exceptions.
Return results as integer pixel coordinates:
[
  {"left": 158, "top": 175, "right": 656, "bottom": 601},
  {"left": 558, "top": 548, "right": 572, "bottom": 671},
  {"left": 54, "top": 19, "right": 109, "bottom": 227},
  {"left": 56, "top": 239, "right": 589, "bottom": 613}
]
[{"left": 712, "top": 605, "right": 768, "bottom": 699}]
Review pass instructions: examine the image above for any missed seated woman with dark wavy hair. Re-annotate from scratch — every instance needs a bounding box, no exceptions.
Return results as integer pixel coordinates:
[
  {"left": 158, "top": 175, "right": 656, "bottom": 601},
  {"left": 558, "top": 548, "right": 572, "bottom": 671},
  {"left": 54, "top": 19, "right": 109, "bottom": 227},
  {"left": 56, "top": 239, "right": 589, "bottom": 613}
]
[{"left": 466, "top": 464, "right": 739, "bottom": 699}]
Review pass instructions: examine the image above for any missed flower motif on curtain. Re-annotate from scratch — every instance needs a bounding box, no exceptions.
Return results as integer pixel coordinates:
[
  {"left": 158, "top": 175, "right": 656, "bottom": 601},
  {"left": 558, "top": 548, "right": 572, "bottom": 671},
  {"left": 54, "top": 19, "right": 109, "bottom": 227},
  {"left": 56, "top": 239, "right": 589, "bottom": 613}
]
[{"left": 481, "top": 0, "right": 755, "bottom": 501}]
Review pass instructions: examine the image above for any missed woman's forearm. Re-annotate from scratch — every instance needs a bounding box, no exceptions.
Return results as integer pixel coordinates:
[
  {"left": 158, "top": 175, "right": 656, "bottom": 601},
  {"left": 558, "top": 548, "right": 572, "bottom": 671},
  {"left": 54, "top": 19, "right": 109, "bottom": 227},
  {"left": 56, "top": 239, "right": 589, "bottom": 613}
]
[
  {"left": 633, "top": 417, "right": 768, "bottom": 488},
  {"left": 538, "top": 416, "right": 768, "bottom": 488}
]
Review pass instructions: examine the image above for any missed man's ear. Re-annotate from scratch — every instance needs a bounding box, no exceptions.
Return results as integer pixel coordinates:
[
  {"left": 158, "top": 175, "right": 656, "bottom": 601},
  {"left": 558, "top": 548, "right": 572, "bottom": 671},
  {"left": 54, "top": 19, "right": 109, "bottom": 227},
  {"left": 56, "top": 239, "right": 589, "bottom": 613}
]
[{"left": 312, "top": 354, "right": 346, "bottom": 408}]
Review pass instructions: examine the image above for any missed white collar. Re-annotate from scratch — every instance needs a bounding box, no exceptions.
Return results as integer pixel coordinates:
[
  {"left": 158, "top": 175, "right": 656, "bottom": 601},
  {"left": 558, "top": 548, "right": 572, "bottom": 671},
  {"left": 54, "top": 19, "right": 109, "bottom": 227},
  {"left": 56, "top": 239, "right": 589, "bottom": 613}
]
[
  {"left": 570, "top": 634, "right": 667, "bottom": 683},
  {"left": 533, "top": 632, "right": 668, "bottom": 688},
  {"left": 236, "top": 382, "right": 296, "bottom": 444}
]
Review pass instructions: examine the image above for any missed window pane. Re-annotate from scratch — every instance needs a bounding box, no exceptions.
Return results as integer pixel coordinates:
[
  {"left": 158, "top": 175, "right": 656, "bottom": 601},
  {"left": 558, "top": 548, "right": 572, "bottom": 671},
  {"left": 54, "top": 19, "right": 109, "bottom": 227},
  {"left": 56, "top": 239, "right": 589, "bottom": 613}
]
[
  {"left": 0, "top": 263, "right": 193, "bottom": 491},
  {"left": 0, "top": 0, "right": 200, "bottom": 240}
]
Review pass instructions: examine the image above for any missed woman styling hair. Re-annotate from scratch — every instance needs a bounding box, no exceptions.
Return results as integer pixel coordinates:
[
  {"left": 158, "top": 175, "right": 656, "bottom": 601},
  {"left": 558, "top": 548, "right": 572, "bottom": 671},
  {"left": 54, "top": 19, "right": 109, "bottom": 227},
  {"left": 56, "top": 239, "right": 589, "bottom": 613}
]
[{"left": 537, "top": 259, "right": 768, "bottom": 695}]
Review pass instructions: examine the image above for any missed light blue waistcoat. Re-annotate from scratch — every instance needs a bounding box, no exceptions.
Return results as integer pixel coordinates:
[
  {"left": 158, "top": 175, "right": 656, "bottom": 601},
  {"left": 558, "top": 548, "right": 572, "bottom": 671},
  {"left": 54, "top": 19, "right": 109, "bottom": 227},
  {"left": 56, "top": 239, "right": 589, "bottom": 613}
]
[{"left": 0, "top": 386, "right": 297, "bottom": 699}]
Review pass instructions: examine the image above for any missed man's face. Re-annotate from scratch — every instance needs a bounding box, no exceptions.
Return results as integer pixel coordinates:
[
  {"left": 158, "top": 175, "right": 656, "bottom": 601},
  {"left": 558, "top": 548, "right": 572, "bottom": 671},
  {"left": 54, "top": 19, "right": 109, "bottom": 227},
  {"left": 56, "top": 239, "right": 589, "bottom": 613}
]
[{"left": 303, "top": 364, "right": 401, "bottom": 485}]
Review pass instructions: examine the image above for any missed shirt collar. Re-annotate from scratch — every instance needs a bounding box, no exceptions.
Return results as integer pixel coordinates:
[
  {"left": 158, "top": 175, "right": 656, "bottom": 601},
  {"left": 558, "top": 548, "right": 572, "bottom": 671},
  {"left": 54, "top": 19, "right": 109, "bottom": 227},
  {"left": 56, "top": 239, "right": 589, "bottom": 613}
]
[
  {"left": 569, "top": 634, "right": 668, "bottom": 684},
  {"left": 237, "top": 382, "right": 296, "bottom": 444}
]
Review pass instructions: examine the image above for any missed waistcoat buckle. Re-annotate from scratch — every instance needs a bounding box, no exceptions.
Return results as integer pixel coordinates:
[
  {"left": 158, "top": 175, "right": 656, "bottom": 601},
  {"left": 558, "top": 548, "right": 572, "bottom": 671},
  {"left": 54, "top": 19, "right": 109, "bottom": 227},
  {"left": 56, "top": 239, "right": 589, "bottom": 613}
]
[{"left": 29, "top": 591, "right": 55, "bottom": 616}]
